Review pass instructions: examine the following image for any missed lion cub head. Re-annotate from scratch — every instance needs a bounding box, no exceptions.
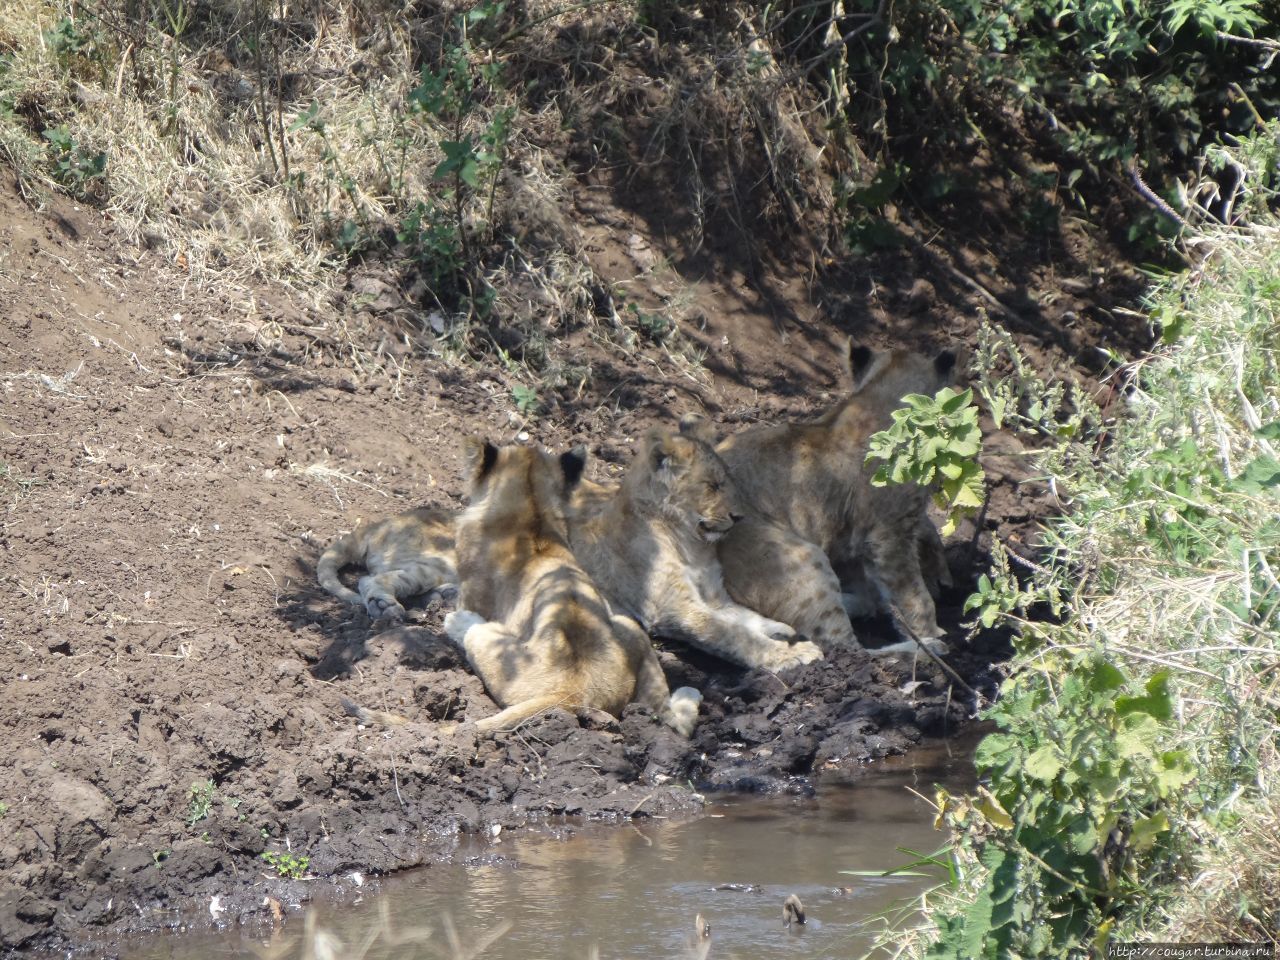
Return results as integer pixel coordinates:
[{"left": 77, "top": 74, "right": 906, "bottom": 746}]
[
  {"left": 629, "top": 428, "right": 742, "bottom": 544},
  {"left": 460, "top": 438, "right": 586, "bottom": 541},
  {"left": 845, "top": 341, "right": 958, "bottom": 406}
]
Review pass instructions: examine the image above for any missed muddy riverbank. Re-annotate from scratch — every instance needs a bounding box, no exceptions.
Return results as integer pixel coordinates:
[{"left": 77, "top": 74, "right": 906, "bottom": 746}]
[{"left": 1, "top": 173, "right": 1015, "bottom": 957}]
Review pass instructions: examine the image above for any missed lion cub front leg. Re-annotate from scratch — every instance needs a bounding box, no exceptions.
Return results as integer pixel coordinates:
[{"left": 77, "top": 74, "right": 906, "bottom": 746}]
[
  {"left": 623, "top": 615, "right": 702, "bottom": 736},
  {"left": 659, "top": 604, "right": 823, "bottom": 673},
  {"left": 863, "top": 529, "right": 949, "bottom": 655}
]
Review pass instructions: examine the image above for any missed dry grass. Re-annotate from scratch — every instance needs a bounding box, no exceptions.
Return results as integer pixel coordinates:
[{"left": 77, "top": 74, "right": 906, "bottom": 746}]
[
  {"left": 0, "top": 0, "right": 844, "bottom": 391},
  {"left": 1159, "top": 759, "right": 1280, "bottom": 943}
]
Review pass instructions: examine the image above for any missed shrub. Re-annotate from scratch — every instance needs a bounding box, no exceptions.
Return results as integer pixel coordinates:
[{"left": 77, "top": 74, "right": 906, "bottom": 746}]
[{"left": 900, "top": 123, "right": 1280, "bottom": 957}]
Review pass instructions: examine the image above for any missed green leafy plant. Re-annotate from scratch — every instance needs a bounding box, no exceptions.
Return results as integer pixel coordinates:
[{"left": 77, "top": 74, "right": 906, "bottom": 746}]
[
  {"left": 45, "top": 18, "right": 92, "bottom": 60},
  {"left": 928, "top": 655, "right": 1195, "bottom": 958},
  {"left": 41, "top": 126, "right": 106, "bottom": 196},
  {"left": 511, "top": 384, "right": 539, "bottom": 417},
  {"left": 625, "top": 302, "right": 675, "bottom": 345},
  {"left": 185, "top": 779, "right": 215, "bottom": 827},
  {"left": 397, "top": 200, "right": 464, "bottom": 294},
  {"left": 865, "top": 386, "right": 985, "bottom": 534},
  {"left": 960, "top": 539, "right": 1054, "bottom": 632},
  {"left": 842, "top": 165, "right": 907, "bottom": 255},
  {"left": 402, "top": 1, "right": 513, "bottom": 308},
  {"left": 262, "top": 850, "right": 310, "bottom": 879},
  {"left": 288, "top": 102, "right": 372, "bottom": 251}
]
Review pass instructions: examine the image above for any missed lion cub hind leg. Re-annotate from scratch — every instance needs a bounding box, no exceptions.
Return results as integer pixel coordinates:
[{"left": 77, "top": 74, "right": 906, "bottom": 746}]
[
  {"left": 443, "top": 610, "right": 574, "bottom": 730},
  {"left": 864, "top": 526, "right": 947, "bottom": 649},
  {"left": 359, "top": 557, "right": 457, "bottom": 621},
  {"left": 918, "top": 517, "right": 953, "bottom": 595},
  {"left": 720, "top": 519, "right": 864, "bottom": 655},
  {"left": 626, "top": 615, "right": 703, "bottom": 736}
]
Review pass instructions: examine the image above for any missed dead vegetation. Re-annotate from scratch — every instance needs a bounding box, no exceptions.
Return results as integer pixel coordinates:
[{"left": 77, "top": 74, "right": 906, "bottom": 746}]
[{"left": 0, "top": 0, "right": 853, "bottom": 406}]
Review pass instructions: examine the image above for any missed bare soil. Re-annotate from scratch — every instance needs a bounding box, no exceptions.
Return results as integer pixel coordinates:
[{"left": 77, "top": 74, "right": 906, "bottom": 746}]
[{"left": 0, "top": 154, "right": 1142, "bottom": 957}]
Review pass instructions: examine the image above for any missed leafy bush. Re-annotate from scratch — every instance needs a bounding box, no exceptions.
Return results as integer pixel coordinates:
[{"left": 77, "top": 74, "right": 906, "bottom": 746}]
[
  {"left": 866, "top": 386, "right": 985, "bottom": 535},
  {"left": 930, "top": 656, "right": 1195, "bottom": 958},
  {"left": 901, "top": 124, "right": 1280, "bottom": 957},
  {"left": 833, "top": 0, "right": 1279, "bottom": 240}
]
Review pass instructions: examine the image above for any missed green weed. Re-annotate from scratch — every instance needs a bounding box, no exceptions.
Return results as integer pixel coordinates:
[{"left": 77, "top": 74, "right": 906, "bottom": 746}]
[
  {"left": 511, "top": 384, "right": 539, "bottom": 417},
  {"left": 185, "top": 779, "right": 215, "bottom": 827},
  {"left": 262, "top": 850, "right": 310, "bottom": 879},
  {"left": 41, "top": 125, "right": 105, "bottom": 196}
]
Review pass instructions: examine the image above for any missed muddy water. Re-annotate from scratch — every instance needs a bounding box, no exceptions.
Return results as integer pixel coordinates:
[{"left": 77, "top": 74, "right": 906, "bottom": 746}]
[{"left": 126, "top": 735, "right": 979, "bottom": 960}]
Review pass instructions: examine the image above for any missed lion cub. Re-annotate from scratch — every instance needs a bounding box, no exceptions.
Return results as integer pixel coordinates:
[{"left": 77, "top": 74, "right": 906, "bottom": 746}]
[
  {"left": 571, "top": 428, "right": 823, "bottom": 673},
  {"left": 709, "top": 343, "right": 958, "bottom": 653},
  {"left": 316, "top": 507, "right": 457, "bottom": 620},
  {"left": 444, "top": 440, "right": 702, "bottom": 735}
]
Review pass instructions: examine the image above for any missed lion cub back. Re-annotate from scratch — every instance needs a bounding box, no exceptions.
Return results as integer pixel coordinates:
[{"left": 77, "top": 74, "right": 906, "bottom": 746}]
[{"left": 448, "top": 440, "right": 698, "bottom": 733}]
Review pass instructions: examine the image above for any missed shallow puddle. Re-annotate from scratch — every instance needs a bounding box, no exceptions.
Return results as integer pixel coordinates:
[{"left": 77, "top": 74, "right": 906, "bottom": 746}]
[{"left": 125, "top": 733, "right": 979, "bottom": 960}]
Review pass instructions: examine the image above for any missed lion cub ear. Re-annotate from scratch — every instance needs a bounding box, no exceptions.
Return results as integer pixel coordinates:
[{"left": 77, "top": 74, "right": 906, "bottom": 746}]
[
  {"left": 559, "top": 445, "right": 587, "bottom": 489},
  {"left": 678, "top": 413, "right": 718, "bottom": 446},
  {"left": 645, "top": 427, "right": 677, "bottom": 472},
  {"left": 463, "top": 437, "right": 500, "bottom": 481},
  {"left": 845, "top": 339, "right": 878, "bottom": 389}
]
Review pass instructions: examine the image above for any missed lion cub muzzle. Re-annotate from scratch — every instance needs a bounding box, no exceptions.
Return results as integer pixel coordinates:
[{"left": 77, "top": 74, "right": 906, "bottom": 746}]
[{"left": 697, "top": 515, "right": 736, "bottom": 542}]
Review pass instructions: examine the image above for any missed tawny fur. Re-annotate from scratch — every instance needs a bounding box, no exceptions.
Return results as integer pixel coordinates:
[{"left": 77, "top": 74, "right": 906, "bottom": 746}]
[
  {"left": 315, "top": 506, "right": 457, "bottom": 620},
  {"left": 445, "top": 440, "right": 701, "bottom": 736},
  {"left": 706, "top": 343, "right": 958, "bottom": 653},
  {"left": 569, "top": 428, "right": 823, "bottom": 672}
]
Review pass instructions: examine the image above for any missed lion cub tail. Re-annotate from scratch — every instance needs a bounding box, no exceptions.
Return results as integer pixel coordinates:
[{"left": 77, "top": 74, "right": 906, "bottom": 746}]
[
  {"left": 340, "top": 698, "right": 408, "bottom": 726},
  {"left": 316, "top": 532, "right": 364, "bottom": 606},
  {"left": 663, "top": 686, "right": 703, "bottom": 738},
  {"left": 475, "top": 694, "right": 575, "bottom": 734}
]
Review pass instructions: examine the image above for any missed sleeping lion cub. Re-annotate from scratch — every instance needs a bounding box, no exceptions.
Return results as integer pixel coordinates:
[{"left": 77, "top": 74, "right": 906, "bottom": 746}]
[
  {"left": 570, "top": 428, "right": 823, "bottom": 673},
  {"left": 315, "top": 507, "right": 456, "bottom": 621},
  {"left": 444, "top": 440, "right": 702, "bottom": 735}
]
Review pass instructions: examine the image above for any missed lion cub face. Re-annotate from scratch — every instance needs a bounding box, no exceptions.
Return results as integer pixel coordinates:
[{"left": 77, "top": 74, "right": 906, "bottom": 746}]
[{"left": 637, "top": 429, "right": 742, "bottom": 544}]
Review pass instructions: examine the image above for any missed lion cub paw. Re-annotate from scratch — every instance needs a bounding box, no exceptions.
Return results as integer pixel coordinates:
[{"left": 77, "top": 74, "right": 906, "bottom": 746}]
[
  {"left": 668, "top": 686, "right": 703, "bottom": 738},
  {"left": 871, "top": 636, "right": 950, "bottom": 657},
  {"left": 364, "top": 596, "right": 407, "bottom": 622},
  {"left": 443, "top": 609, "right": 485, "bottom": 645},
  {"left": 919, "top": 636, "right": 949, "bottom": 656},
  {"left": 761, "top": 618, "right": 796, "bottom": 641},
  {"left": 770, "top": 640, "right": 824, "bottom": 672}
]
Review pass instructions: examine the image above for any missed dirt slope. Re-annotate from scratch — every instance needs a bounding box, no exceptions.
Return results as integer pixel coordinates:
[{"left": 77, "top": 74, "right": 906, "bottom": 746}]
[{"left": 0, "top": 162, "right": 1089, "bottom": 956}]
